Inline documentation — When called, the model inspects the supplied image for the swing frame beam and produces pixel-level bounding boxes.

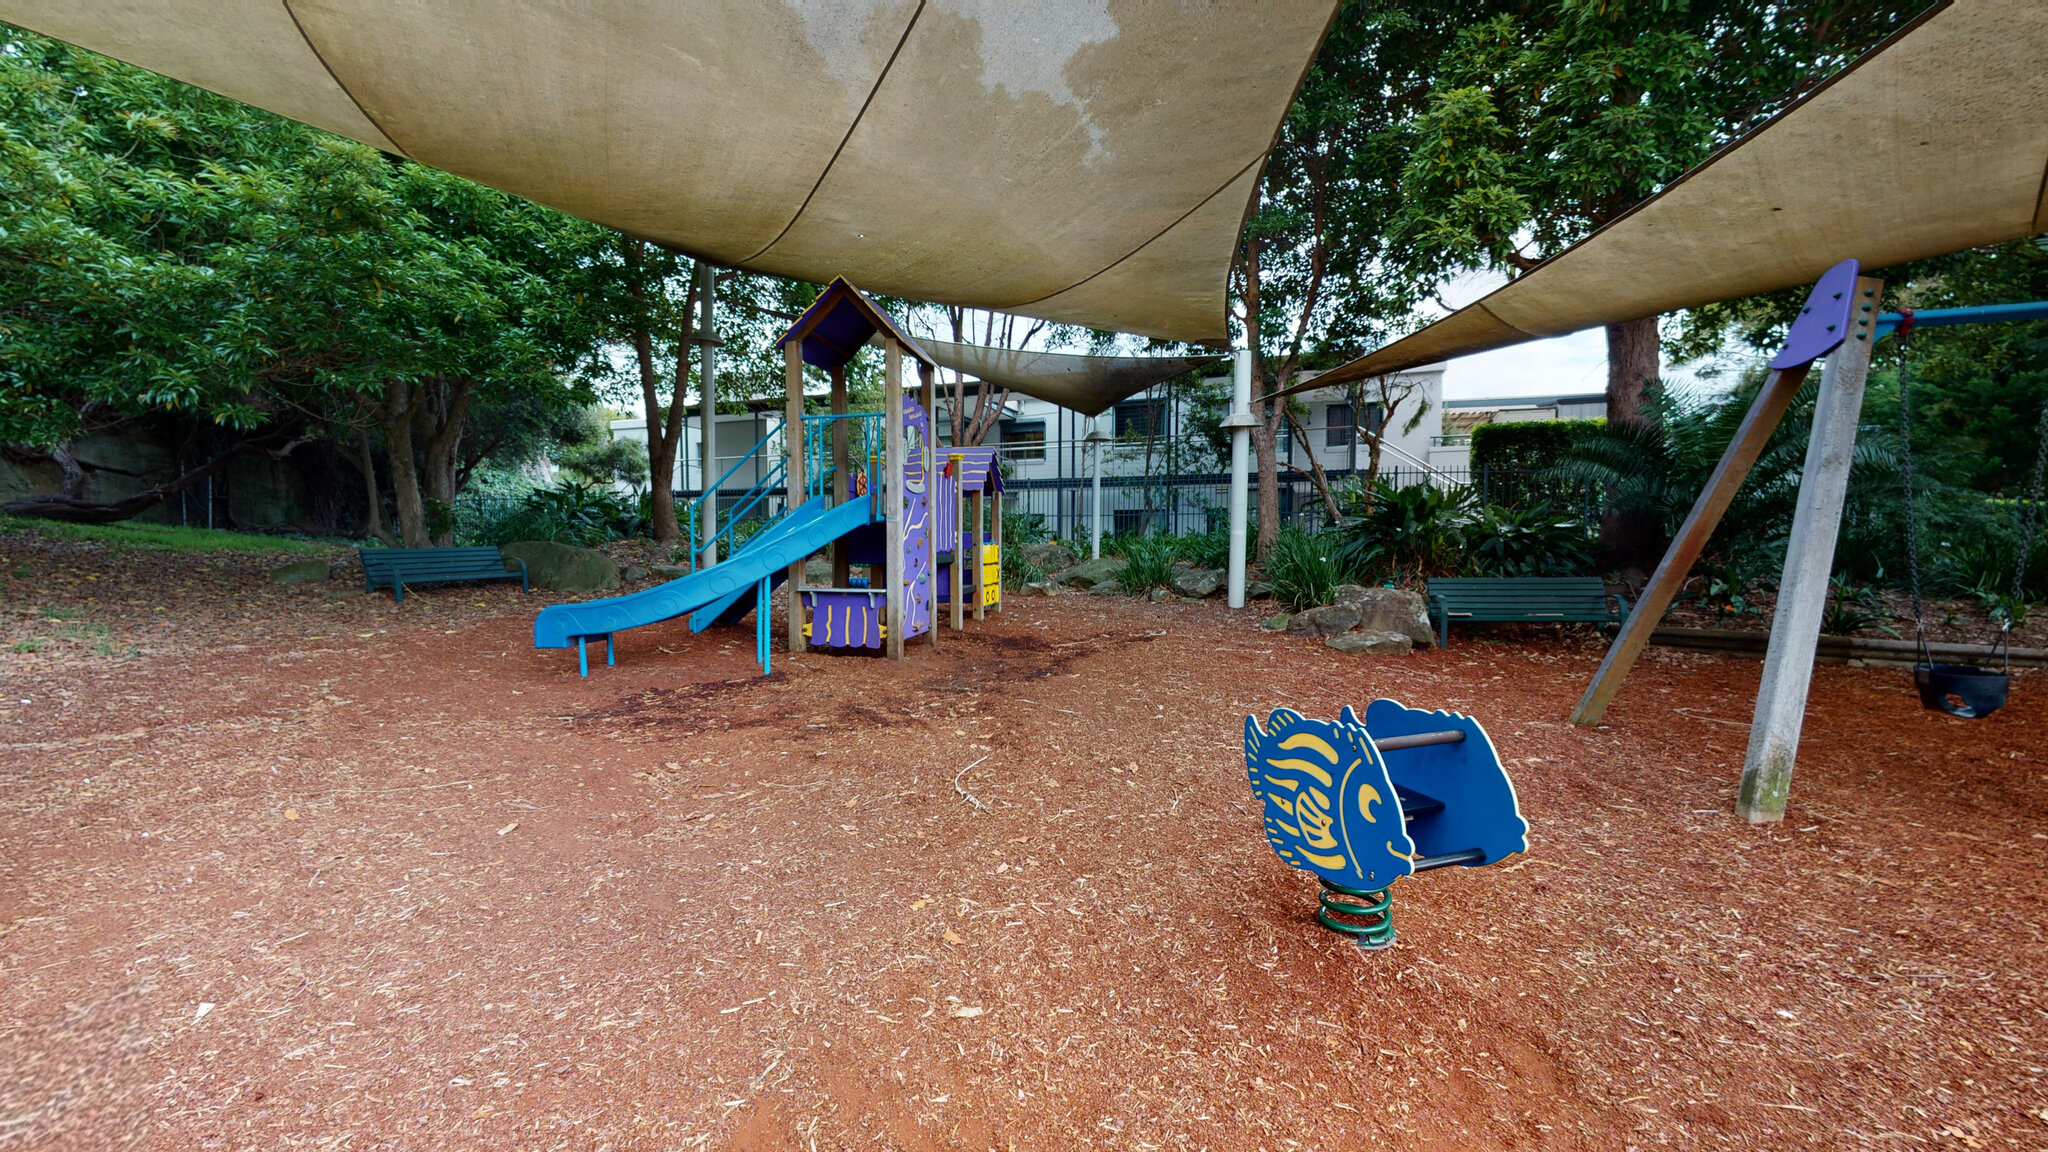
[1572,262,2048,823]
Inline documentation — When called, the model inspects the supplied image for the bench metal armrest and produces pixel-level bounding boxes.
[506,556,529,593]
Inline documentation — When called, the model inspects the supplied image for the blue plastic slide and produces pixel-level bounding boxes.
[532,495,870,660]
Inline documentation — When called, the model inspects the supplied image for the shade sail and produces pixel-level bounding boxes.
[3,1,1340,343]
[919,340,1222,417]
[1295,0,2048,395]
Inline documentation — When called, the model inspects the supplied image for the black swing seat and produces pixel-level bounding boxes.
[1914,662,2009,719]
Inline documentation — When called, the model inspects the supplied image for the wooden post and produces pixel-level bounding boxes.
[949,453,965,631]
[696,260,719,567]
[884,338,906,661]
[1738,276,1883,823]
[784,341,806,656]
[830,365,850,587]
[920,363,939,649]
[1571,361,1815,726]
[972,487,987,623]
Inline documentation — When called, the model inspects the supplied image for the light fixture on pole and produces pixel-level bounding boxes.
[1083,423,1113,560]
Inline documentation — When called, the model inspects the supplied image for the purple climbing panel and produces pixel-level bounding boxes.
[901,402,934,640]
[803,589,884,648]
[1770,258,1862,370]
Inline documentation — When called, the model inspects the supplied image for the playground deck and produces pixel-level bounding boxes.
[2,533,2045,1150]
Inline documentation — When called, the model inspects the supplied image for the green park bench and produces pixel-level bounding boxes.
[360,547,528,603]
[1425,577,1629,648]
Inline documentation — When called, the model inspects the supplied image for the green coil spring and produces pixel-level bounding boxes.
[1317,880,1395,950]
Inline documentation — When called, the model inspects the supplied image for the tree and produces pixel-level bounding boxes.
[0,26,609,540]
[1235,3,1464,558]
[1377,0,1920,565]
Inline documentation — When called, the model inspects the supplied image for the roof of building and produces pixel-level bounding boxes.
[1444,393,1606,409]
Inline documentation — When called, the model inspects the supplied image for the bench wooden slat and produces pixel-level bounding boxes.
[359,547,529,603]
[1426,577,1626,647]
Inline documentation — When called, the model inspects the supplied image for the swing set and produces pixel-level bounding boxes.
[1890,303,2048,719]
[1572,259,2048,822]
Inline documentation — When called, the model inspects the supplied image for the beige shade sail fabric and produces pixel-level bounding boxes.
[919,340,1222,417]
[1293,0,2048,395]
[3,1,1340,344]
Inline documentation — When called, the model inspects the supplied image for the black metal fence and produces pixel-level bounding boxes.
[454,465,1603,546]
[999,465,1603,542]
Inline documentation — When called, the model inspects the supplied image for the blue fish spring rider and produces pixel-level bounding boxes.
[1244,699,1528,949]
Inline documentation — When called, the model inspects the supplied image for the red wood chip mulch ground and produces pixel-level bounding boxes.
[2,535,2044,1151]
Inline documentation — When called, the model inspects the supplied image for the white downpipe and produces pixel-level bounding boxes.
[1226,348,1252,608]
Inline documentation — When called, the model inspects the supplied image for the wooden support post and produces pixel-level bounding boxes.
[1571,361,1814,726]
[784,341,806,656]
[972,487,987,622]
[884,339,906,661]
[830,365,850,587]
[921,362,938,649]
[1739,277,1884,823]
[949,453,965,632]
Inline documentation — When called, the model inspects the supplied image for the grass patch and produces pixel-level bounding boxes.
[0,516,334,554]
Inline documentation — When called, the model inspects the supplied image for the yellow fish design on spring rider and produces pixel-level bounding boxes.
[1244,706,1415,890]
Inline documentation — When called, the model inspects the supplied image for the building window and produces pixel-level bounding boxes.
[999,419,1046,461]
[1114,398,1163,439]
[1326,403,1355,447]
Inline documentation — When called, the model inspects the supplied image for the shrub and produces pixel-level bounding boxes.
[1002,508,1049,545]
[1172,527,1231,569]
[1332,481,1471,582]
[1464,506,1594,577]
[1117,536,1177,594]
[1471,419,1606,472]
[1266,527,1341,611]
[475,482,647,546]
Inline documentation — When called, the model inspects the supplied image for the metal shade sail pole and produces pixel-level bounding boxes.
[1739,275,1885,823]
[1086,419,1111,560]
[1224,348,1255,608]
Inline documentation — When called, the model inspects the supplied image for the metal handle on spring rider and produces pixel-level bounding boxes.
[1369,728,1484,872]
[1371,729,1466,752]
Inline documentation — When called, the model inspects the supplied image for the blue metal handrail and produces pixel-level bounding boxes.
[687,419,785,572]
[802,412,885,507]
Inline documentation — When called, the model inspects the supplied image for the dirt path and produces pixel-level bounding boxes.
[2,539,2045,1150]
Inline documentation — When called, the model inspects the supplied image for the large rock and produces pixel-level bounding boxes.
[1087,578,1123,596]
[1260,613,1292,632]
[1053,555,1125,589]
[1287,603,1361,638]
[650,564,691,580]
[1325,629,1414,656]
[1023,580,1062,597]
[1170,566,1226,599]
[1018,541,1076,573]
[500,541,619,593]
[269,560,330,585]
[1336,585,1435,649]
[1245,580,1274,600]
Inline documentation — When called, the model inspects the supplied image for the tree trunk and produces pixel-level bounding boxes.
[349,427,398,546]
[1605,316,1660,428]
[376,380,429,547]
[417,377,473,547]
[1282,407,1342,524]
[1601,314,1666,575]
